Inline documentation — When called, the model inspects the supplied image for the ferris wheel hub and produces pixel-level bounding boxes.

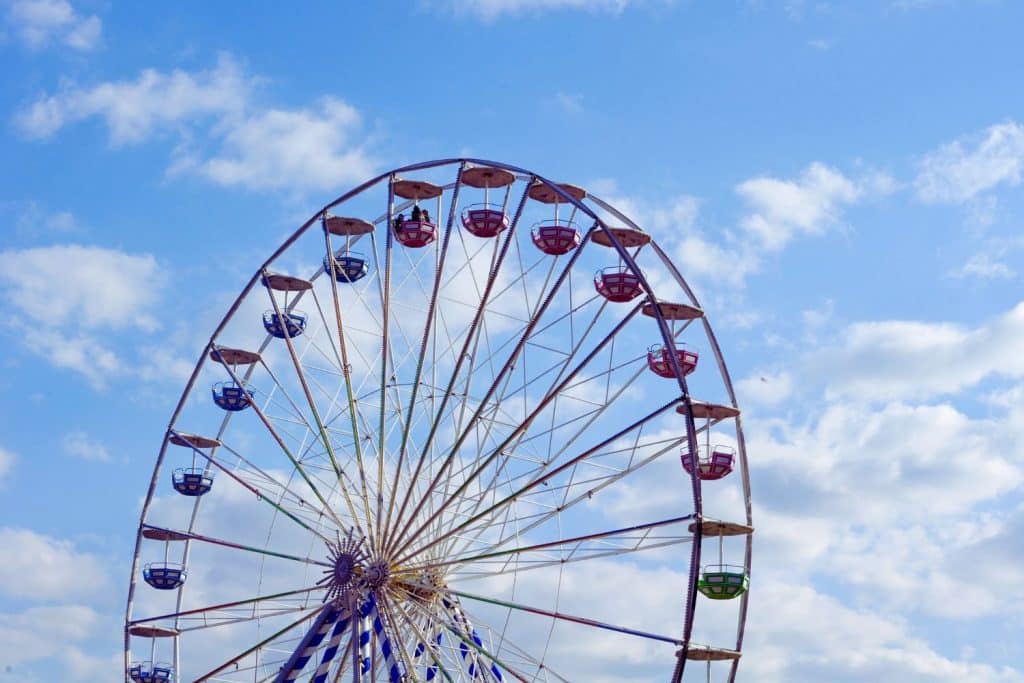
[362,559,391,590]
[321,529,368,606]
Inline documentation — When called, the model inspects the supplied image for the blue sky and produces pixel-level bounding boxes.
[1,0,1023,681]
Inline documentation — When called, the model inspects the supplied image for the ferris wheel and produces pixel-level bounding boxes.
[124,159,753,683]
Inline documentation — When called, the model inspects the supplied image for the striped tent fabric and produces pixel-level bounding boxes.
[443,598,503,681]
[275,607,341,683]
[359,599,372,674]
[415,631,444,681]
[311,608,353,683]
[364,594,404,683]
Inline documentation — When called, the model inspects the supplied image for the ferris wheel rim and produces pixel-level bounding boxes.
[124,158,751,683]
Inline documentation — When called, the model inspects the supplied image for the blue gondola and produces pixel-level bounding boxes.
[172,468,213,496]
[143,563,186,590]
[129,662,173,683]
[262,310,307,338]
[324,252,369,283]
[212,382,250,411]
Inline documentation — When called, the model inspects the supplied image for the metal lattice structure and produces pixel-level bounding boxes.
[125,159,753,683]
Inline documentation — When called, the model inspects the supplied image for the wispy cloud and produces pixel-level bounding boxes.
[8,200,82,236]
[440,0,640,21]
[15,54,252,144]
[915,121,1024,204]
[737,162,886,251]
[0,528,108,600]
[4,0,101,51]
[946,252,1016,281]
[552,91,584,114]
[14,54,380,194]
[172,96,376,192]
[805,300,1024,402]
[592,163,891,292]
[62,432,111,462]
[0,445,14,481]
[0,244,164,387]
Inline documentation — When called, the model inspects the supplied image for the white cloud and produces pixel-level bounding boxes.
[737,162,864,251]
[62,431,111,462]
[752,400,1022,525]
[5,0,101,51]
[0,445,14,480]
[59,647,123,681]
[0,244,164,387]
[553,90,584,114]
[736,370,793,407]
[595,163,888,292]
[9,200,81,236]
[15,53,251,144]
[180,96,377,191]
[802,301,834,328]
[947,252,1016,281]
[587,180,753,289]
[26,326,122,387]
[915,121,1024,203]
[15,55,379,194]
[807,300,1024,402]
[0,605,101,668]
[670,232,759,289]
[0,528,108,600]
[0,244,162,330]
[442,0,637,21]
[744,581,1024,683]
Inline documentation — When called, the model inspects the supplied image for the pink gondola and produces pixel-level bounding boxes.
[394,220,436,248]
[647,344,698,378]
[462,204,509,238]
[681,446,735,480]
[531,220,581,256]
[594,266,643,302]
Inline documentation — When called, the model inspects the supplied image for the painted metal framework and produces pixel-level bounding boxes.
[124,159,752,682]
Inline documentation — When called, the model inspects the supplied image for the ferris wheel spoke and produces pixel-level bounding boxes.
[403,221,531,529]
[168,430,334,543]
[418,514,695,575]
[466,612,573,683]
[451,352,649,534]
[448,588,684,647]
[322,226,395,540]
[387,219,591,558]
[445,532,691,580]
[382,165,465,557]
[284,360,376,525]
[382,596,457,683]
[193,606,326,682]
[448,429,694,566]
[439,353,677,554]
[129,162,751,683]
[140,524,331,567]
[176,606,318,635]
[216,354,350,532]
[395,394,679,566]
[376,592,425,681]
[391,297,643,563]
[374,180,400,553]
[396,592,521,683]
[129,585,322,628]
[225,435,358,532]
[440,595,539,683]
[383,179,536,557]
[263,276,369,540]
